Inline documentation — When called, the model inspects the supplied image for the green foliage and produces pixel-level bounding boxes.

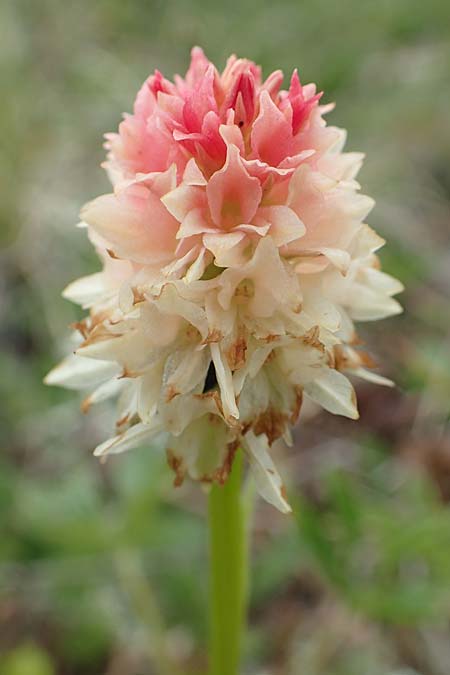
[294,459,450,623]
[0,644,54,675]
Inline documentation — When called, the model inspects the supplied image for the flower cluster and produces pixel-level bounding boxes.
[46,48,402,512]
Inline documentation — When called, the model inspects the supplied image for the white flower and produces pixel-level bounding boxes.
[46,49,402,512]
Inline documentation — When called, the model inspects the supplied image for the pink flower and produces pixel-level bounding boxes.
[46,49,402,512]
[86,48,336,279]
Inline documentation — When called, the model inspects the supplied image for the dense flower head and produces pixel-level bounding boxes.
[46,48,402,512]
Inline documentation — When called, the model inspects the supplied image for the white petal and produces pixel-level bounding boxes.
[353,224,385,256]
[138,365,163,422]
[185,247,210,282]
[93,422,162,457]
[119,283,135,313]
[44,354,120,390]
[63,273,108,308]
[82,378,124,411]
[162,246,201,278]
[244,431,291,514]
[304,369,359,419]
[351,367,394,387]
[237,369,271,422]
[236,223,270,237]
[163,345,210,398]
[302,291,341,332]
[203,231,247,267]
[154,284,209,338]
[348,285,403,321]
[362,267,404,296]
[255,206,305,247]
[317,247,351,274]
[77,329,153,371]
[233,344,273,395]
[211,343,239,420]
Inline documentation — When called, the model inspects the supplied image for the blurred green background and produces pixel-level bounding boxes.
[1,1,450,673]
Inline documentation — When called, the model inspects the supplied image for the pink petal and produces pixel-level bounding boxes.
[184,47,214,88]
[222,70,256,127]
[82,182,178,265]
[183,65,218,133]
[206,144,262,228]
[283,69,322,135]
[161,183,206,222]
[251,90,294,166]
[183,158,207,186]
[133,77,157,119]
[219,123,245,154]
[200,110,226,161]
[176,207,217,239]
[260,70,284,99]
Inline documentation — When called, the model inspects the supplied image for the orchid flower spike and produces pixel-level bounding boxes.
[46,48,403,512]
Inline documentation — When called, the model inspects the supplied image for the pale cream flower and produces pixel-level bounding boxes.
[46,49,402,512]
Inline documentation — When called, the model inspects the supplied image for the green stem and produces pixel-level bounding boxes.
[208,448,248,675]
